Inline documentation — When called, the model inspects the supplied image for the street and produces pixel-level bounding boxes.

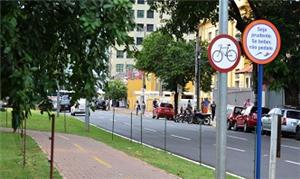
[74,110,300,179]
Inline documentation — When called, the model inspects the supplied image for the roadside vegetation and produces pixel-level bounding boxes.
[0,131,61,179]
[0,110,237,179]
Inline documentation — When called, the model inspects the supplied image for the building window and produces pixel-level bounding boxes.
[116,64,124,73]
[136,37,143,45]
[235,81,240,88]
[126,64,134,71]
[137,10,144,18]
[136,23,144,31]
[116,50,124,58]
[208,32,212,40]
[215,29,219,36]
[131,10,134,17]
[147,24,154,32]
[137,0,144,4]
[147,10,154,18]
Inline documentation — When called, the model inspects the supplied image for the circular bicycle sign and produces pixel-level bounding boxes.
[208,34,241,73]
[242,19,281,64]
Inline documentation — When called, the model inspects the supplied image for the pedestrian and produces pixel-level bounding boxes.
[141,101,146,115]
[153,98,158,108]
[135,100,140,116]
[210,101,216,121]
[243,98,252,108]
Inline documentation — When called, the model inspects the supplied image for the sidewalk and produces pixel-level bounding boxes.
[1,128,178,179]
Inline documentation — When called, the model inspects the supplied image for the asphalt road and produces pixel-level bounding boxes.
[73,110,300,179]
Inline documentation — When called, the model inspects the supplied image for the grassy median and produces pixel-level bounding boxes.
[0,131,61,179]
[0,109,237,179]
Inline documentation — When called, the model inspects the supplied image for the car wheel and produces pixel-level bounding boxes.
[227,121,232,130]
[243,122,249,132]
[295,126,300,140]
[71,112,75,116]
[232,122,238,131]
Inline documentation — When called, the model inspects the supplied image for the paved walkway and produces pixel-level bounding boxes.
[1,128,178,179]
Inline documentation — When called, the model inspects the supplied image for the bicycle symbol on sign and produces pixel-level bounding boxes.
[212,44,237,63]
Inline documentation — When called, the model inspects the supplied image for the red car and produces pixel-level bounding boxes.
[226,105,245,130]
[152,103,174,120]
[234,106,270,132]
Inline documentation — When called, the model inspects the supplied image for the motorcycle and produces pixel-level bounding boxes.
[193,111,211,125]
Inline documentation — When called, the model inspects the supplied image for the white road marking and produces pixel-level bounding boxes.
[227,135,248,141]
[58,135,70,141]
[144,128,157,132]
[282,145,300,150]
[226,146,245,152]
[285,160,300,166]
[171,134,191,141]
[213,144,245,152]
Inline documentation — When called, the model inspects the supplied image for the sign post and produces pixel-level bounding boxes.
[208,31,241,179]
[242,19,281,179]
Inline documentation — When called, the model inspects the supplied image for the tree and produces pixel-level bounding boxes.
[150,0,300,106]
[104,80,127,102]
[1,0,134,131]
[135,32,214,114]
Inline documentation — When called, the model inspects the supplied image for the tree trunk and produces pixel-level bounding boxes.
[284,86,300,107]
[174,90,178,115]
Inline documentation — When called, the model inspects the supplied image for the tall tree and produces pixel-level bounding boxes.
[150,0,300,106]
[135,32,214,114]
[1,0,134,131]
[104,80,127,102]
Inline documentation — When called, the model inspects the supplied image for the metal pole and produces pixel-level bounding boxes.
[85,100,90,131]
[256,64,263,179]
[112,108,115,140]
[23,117,27,167]
[269,113,278,179]
[195,33,200,111]
[5,108,8,127]
[64,109,66,133]
[49,114,55,179]
[130,112,133,142]
[276,114,281,158]
[56,83,60,117]
[164,117,167,151]
[199,122,202,164]
[216,0,228,178]
[140,113,143,144]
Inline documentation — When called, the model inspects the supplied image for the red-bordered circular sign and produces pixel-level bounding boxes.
[208,34,241,73]
[242,19,281,64]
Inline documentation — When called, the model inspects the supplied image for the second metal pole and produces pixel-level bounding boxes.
[256,64,263,179]
[164,117,167,151]
[130,112,133,142]
[112,108,115,140]
[140,113,143,144]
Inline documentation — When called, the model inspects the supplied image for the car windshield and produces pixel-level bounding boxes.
[286,111,300,119]
[160,103,173,108]
[234,107,244,114]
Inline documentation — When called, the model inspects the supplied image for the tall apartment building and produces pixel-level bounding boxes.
[108,0,168,79]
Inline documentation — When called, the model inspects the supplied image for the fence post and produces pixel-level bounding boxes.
[49,114,55,179]
[6,108,8,127]
[199,121,202,164]
[140,113,143,144]
[130,112,133,142]
[64,109,66,133]
[112,108,115,140]
[164,117,167,151]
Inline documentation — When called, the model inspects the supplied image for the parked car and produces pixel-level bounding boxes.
[71,98,86,116]
[152,102,174,120]
[235,106,270,132]
[296,121,300,140]
[262,107,300,138]
[226,105,245,130]
[96,99,106,110]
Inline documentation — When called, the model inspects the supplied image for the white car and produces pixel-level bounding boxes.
[262,107,300,138]
[71,98,86,116]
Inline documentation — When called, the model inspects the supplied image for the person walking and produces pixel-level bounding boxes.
[141,101,146,115]
[210,101,216,121]
[243,98,252,108]
[135,100,140,116]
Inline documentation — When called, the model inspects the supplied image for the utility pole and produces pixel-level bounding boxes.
[195,32,200,111]
[216,0,228,179]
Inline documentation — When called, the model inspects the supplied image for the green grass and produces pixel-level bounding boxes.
[0,131,61,179]
[0,109,237,179]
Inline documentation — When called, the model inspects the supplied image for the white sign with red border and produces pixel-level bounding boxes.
[208,34,241,73]
[242,19,281,64]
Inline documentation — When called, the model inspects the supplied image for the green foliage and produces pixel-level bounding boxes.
[0,0,134,130]
[135,32,214,93]
[104,80,127,101]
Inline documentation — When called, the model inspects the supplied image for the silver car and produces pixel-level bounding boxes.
[262,107,300,137]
